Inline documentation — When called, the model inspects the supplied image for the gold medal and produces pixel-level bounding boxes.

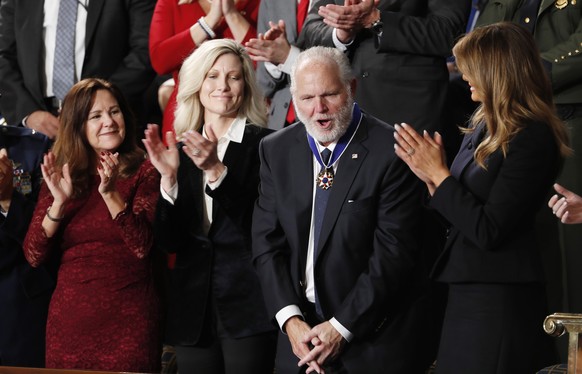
[556,0,568,9]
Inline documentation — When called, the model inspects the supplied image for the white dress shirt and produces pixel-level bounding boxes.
[160,117,247,234]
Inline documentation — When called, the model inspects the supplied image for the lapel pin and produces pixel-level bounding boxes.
[352,153,358,159]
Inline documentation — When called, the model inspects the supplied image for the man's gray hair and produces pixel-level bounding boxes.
[290,46,353,96]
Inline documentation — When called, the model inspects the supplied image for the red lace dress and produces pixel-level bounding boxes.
[23,160,161,371]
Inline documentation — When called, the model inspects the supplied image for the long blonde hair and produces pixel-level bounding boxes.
[173,39,267,137]
[453,22,571,169]
[51,78,144,197]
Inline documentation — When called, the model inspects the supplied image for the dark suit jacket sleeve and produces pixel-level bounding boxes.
[297,0,336,48]
[252,139,303,317]
[0,0,43,124]
[538,16,582,93]
[104,0,156,104]
[377,0,470,56]
[430,123,559,251]
[154,149,200,254]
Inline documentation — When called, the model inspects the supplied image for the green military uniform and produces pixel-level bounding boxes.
[476,0,582,327]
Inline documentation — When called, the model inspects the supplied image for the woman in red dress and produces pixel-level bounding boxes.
[149,0,260,137]
[23,78,161,371]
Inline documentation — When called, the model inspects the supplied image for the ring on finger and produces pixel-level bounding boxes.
[407,148,416,156]
[192,148,201,157]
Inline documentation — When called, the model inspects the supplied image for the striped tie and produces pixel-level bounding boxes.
[53,0,77,101]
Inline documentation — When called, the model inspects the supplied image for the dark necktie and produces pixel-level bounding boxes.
[53,0,78,101]
[313,148,332,318]
[313,148,332,252]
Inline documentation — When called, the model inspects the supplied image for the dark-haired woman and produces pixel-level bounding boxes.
[23,78,161,371]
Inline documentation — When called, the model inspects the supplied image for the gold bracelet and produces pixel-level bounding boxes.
[46,205,64,222]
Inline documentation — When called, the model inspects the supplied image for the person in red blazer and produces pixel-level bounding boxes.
[149,0,259,138]
[394,23,572,373]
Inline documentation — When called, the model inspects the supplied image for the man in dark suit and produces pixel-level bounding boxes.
[0,125,56,366]
[252,46,430,374]
[0,0,156,138]
[297,0,470,133]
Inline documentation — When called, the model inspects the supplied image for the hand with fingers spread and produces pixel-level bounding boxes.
[40,151,73,206]
[298,321,345,373]
[283,317,324,374]
[142,123,179,193]
[245,20,292,65]
[393,123,450,195]
[181,125,226,183]
[549,183,582,224]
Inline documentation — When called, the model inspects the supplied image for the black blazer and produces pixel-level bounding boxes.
[0,126,56,366]
[430,121,561,283]
[155,124,275,346]
[252,113,431,373]
[298,0,470,132]
[0,0,155,125]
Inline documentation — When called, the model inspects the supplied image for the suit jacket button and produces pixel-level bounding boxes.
[362,72,369,78]
[299,280,304,287]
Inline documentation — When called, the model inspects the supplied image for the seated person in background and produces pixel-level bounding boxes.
[394,22,571,373]
[549,184,582,224]
[0,125,54,367]
[23,78,161,371]
[143,39,276,374]
[149,0,260,138]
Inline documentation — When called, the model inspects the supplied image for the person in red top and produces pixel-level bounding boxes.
[23,78,161,371]
[149,0,260,138]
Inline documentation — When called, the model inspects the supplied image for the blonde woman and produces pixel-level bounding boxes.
[149,0,260,138]
[143,39,275,374]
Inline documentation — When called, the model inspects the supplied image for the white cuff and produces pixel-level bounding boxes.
[278,45,302,75]
[330,317,353,342]
[332,28,352,51]
[206,166,228,190]
[265,62,283,80]
[276,305,303,333]
[161,182,178,204]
